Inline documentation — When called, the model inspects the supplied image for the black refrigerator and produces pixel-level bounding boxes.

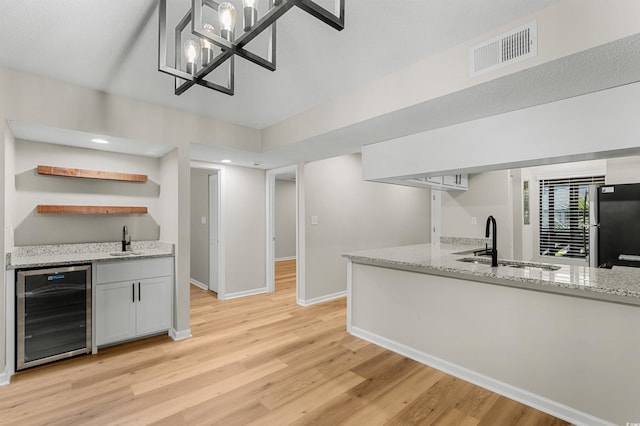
[595,183,640,268]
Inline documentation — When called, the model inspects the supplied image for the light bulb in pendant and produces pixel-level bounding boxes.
[242,0,258,31]
[184,39,200,75]
[218,2,236,41]
[201,23,215,66]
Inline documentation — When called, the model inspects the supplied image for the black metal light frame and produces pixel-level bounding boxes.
[158,0,345,96]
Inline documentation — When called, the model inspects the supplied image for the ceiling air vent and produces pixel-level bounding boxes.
[470,21,537,77]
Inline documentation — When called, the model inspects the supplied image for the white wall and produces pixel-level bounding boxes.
[4,127,15,251]
[296,162,307,302]
[158,149,179,243]
[157,148,190,335]
[303,154,431,302]
[0,123,8,377]
[275,179,296,259]
[222,165,266,297]
[441,170,513,258]
[158,149,180,330]
[606,156,640,184]
[12,140,162,245]
[510,169,524,261]
[363,82,640,181]
[519,167,534,261]
[190,168,210,287]
[0,68,260,154]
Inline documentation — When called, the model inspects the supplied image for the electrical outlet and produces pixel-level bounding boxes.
[311,216,319,225]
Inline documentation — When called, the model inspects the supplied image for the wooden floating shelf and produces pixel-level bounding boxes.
[37,165,148,183]
[37,205,148,215]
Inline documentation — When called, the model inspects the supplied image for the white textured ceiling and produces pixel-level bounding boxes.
[0,0,559,129]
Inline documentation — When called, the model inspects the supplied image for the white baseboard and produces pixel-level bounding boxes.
[350,326,614,426]
[298,290,346,307]
[190,278,208,290]
[224,287,268,300]
[0,366,10,386]
[169,328,192,341]
[275,256,296,261]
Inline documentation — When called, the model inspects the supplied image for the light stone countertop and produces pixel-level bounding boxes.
[6,241,174,269]
[343,242,640,306]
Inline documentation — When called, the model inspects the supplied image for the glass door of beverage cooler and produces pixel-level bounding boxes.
[16,264,92,370]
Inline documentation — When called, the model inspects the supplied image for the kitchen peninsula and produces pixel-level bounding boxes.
[343,241,640,426]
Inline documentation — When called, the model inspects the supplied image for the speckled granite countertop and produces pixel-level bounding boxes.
[343,242,640,306]
[6,241,174,269]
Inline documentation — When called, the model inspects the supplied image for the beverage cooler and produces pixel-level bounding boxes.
[16,264,92,370]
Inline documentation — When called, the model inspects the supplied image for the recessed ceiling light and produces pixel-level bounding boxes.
[221,159,232,163]
[91,138,109,144]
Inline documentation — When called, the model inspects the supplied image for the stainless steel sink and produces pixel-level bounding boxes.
[457,257,495,265]
[109,251,144,257]
[456,257,561,271]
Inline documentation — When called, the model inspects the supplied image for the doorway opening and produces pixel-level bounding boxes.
[266,165,299,299]
[189,164,225,299]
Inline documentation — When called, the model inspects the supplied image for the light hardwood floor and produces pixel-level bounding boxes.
[0,259,570,425]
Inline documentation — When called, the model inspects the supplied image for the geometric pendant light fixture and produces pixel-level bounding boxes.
[158,0,345,96]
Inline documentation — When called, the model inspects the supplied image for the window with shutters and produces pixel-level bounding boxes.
[539,175,605,258]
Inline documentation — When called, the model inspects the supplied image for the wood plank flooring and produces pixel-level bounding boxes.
[0,259,570,425]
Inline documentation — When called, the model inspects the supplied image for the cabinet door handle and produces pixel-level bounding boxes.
[132,283,135,303]
[138,282,141,301]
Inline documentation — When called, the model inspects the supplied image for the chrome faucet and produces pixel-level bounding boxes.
[122,225,131,252]
[485,215,498,267]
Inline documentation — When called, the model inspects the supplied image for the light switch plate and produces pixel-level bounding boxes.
[471,216,477,225]
[311,215,319,225]
[201,216,207,225]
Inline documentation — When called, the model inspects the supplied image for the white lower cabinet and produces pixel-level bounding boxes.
[95,281,137,345]
[95,257,173,347]
[136,276,172,336]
